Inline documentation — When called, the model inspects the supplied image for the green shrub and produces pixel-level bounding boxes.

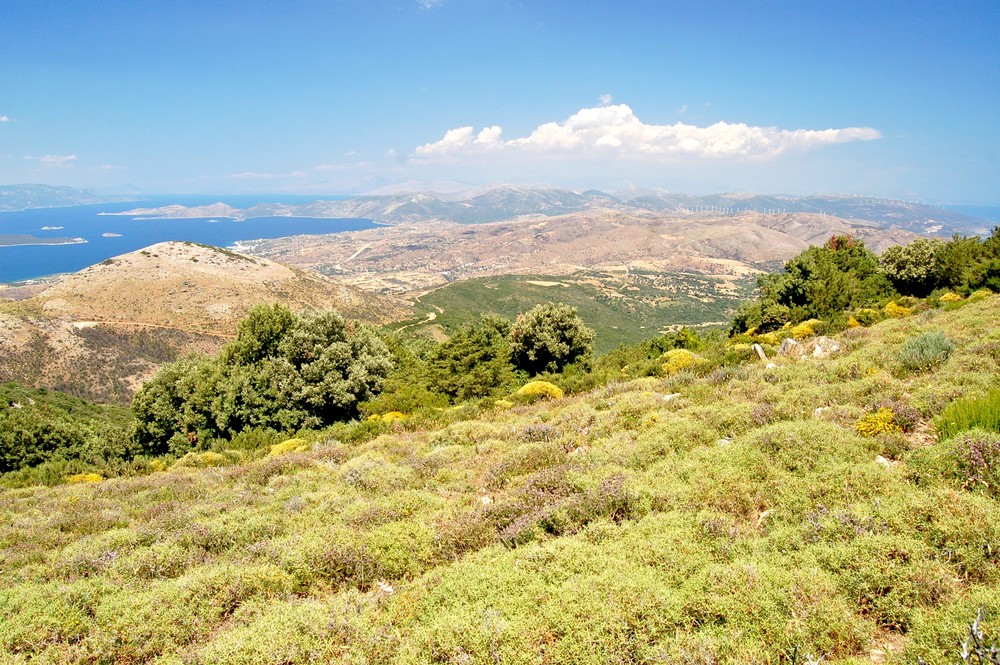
[936,389,1000,440]
[898,330,955,372]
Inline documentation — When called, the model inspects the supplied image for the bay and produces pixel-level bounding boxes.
[0,196,376,283]
[943,204,1000,225]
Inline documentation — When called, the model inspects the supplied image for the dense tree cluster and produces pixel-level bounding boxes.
[731,229,1000,334]
[367,304,596,414]
[132,304,394,455]
[0,383,133,474]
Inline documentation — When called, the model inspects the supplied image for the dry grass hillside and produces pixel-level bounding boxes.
[0,242,412,403]
[31,241,410,332]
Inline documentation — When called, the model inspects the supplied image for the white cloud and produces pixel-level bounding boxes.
[599,94,613,106]
[416,0,442,8]
[414,104,881,163]
[231,172,269,179]
[24,154,78,168]
[0,115,10,122]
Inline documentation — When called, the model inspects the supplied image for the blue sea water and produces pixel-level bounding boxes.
[943,204,1000,224]
[0,196,376,283]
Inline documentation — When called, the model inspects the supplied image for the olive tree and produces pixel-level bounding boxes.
[510,303,595,375]
[132,304,394,454]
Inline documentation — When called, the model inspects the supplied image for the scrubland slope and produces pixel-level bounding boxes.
[1,296,998,663]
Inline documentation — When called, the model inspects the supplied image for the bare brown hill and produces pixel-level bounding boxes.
[31,241,411,332]
[242,209,919,296]
[0,241,412,402]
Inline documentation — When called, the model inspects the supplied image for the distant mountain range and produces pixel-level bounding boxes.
[0,184,127,211]
[2,183,992,236]
[118,185,990,236]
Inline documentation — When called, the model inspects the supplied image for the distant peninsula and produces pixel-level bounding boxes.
[101,202,243,220]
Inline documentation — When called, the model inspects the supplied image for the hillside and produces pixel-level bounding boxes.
[0,242,412,402]
[243,209,919,298]
[2,294,998,663]
[403,272,753,353]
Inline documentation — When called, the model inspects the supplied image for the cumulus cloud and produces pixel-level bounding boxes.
[0,115,10,122]
[416,0,442,8]
[24,154,78,168]
[414,104,881,162]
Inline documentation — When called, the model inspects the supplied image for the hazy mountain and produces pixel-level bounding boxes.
[108,185,991,235]
[0,184,128,211]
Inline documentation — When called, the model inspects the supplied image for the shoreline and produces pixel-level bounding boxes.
[0,237,88,248]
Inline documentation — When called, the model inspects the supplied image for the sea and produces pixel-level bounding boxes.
[943,204,1000,225]
[0,195,376,283]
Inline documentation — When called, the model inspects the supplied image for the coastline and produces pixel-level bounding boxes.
[0,237,88,248]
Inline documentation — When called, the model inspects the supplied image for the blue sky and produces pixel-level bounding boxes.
[1,0,997,201]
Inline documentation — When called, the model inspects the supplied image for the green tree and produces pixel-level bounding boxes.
[220,303,296,365]
[880,238,945,297]
[131,306,394,454]
[511,303,595,375]
[428,313,516,400]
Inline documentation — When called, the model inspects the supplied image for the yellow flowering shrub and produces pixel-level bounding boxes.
[65,473,103,484]
[847,316,861,328]
[172,451,227,468]
[269,438,311,456]
[939,292,963,303]
[754,332,781,346]
[513,381,564,403]
[883,301,912,318]
[660,349,708,376]
[856,408,902,437]
[382,411,406,424]
[852,308,880,326]
[791,319,824,340]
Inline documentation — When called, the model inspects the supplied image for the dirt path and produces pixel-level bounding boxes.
[393,311,438,333]
[72,319,236,339]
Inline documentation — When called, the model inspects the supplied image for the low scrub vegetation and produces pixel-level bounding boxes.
[2,231,999,662]
[1,287,998,662]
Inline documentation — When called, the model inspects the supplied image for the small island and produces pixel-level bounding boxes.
[0,233,87,247]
